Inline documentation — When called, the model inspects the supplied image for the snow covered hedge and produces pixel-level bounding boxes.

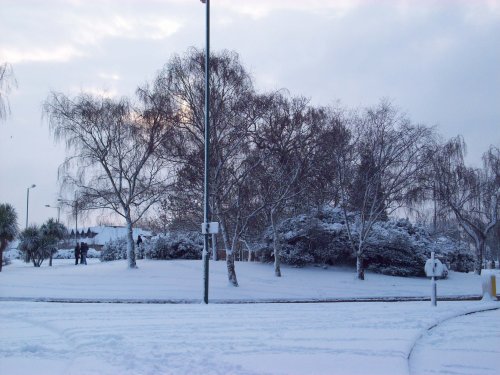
[100,237,128,261]
[428,236,474,273]
[143,231,203,260]
[259,207,473,277]
[54,248,101,259]
[99,231,203,262]
[363,219,428,277]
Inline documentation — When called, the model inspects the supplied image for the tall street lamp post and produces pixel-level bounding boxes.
[201,0,210,304]
[25,184,36,229]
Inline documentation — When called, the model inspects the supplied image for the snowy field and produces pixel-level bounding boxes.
[1,258,497,302]
[1,259,499,375]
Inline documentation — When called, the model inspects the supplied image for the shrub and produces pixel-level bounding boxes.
[144,231,203,260]
[260,207,470,277]
[260,207,354,268]
[363,219,428,277]
[54,248,100,259]
[428,236,474,273]
[100,237,128,261]
[100,232,203,262]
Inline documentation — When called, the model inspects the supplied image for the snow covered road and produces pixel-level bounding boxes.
[409,308,500,375]
[1,259,499,374]
[1,301,498,375]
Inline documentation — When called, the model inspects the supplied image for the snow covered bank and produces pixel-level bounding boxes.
[1,259,497,302]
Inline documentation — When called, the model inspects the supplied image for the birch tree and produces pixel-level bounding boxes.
[44,89,176,269]
[252,93,323,277]
[338,102,433,279]
[152,48,259,286]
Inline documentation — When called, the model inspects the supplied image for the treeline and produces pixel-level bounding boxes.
[44,48,499,283]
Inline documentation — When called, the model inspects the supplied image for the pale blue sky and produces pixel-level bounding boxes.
[1,0,499,228]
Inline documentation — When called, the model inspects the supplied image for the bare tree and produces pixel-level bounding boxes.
[0,63,17,121]
[311,106,352,209]
[338,102,434,279]
[430,138,499,274]
[251,93,324,277]
[153,48,259,286]
[44,90,176,269]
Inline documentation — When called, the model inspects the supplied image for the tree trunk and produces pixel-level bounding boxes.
[220,218,238,286]
[271,212,281,277]
[212,233,218,261]
[0,239,6,271]
[226,251,238,286]
[125,216,137,269]
[356,254,365,280]
[475,238,485,275]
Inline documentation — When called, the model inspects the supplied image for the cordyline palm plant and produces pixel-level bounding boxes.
[0,203,19,271]
[40,218,67,266]
[19,219,67,268]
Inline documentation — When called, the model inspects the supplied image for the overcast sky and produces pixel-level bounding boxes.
[1,0,499,228]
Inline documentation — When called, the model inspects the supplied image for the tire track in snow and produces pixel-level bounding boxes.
[0,311,78,375]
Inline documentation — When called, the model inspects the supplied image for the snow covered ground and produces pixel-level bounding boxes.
[1,259,497,302]
[410,308,500,375]
[0,259,499,375]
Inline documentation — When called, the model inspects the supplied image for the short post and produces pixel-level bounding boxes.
[431,252,437,306]
[431,279,437,306]
[481,271,497,301]
[425,251,439,306]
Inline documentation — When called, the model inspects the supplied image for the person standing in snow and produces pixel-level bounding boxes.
[136,235,143,259]
[80,242,88,265]
[74,243,80,265]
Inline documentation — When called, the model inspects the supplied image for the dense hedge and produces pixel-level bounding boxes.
[259,207,473,277]
[143,232,203,260]
[100,237,128,261]
[100,231,203,262]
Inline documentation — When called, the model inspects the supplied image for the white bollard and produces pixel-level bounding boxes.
[481,272,497,301]
[431,251,437,307]
[431,276,437,306]
[424,252,440,306]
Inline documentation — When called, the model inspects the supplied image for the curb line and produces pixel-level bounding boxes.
[406,305,500,375]
[0,294,487,304]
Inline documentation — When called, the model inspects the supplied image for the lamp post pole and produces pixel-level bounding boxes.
[25,184,36,229]
[201,0,210,304]
[74,196,78,246]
